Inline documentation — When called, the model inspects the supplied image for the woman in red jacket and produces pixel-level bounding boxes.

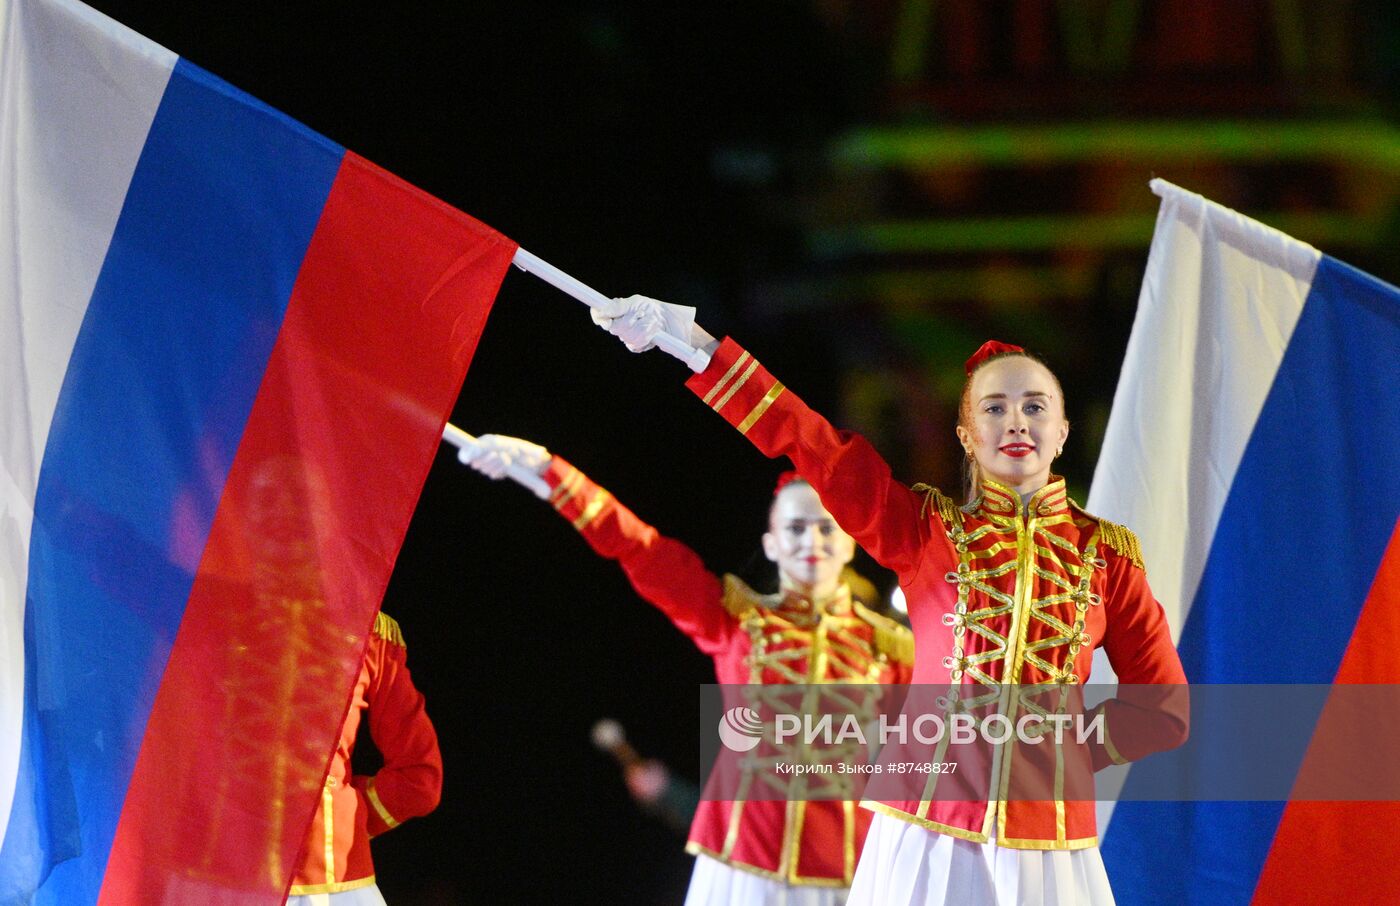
[587,296,1189,906]
[462,436,913,906]
[286,612,442,905]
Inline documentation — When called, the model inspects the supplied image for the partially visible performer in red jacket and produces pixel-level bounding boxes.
[586,296,1189,906]
[287,612,443,905]
[462,436,913,906]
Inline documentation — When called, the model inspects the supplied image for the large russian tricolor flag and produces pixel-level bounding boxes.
[1087,180,1400,904]
[0,0,517,902]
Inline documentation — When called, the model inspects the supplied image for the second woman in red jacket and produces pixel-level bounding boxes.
[461,434,912,906]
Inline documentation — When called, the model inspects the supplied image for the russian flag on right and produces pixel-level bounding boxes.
[1086,179,1400,904]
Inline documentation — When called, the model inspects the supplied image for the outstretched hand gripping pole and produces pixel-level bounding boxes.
[510,247,712,372]
[441,423,551,500]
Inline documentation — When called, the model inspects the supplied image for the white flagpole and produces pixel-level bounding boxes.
[511,247,712,372]
[441,422,552,500]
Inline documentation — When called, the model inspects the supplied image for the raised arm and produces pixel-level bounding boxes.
[592,297,942,580]
[460,435,735,653]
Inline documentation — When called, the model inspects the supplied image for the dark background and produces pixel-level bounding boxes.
[79,2,1400,903]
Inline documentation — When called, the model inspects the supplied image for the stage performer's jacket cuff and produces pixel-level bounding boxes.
[542,456,733,653]
[684,337,788,440]
[1084,682,1190,771]
[685,337,935,578]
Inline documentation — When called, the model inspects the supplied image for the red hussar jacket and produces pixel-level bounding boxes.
[288,613,442,895]
[684,337,1188,851]
[542,456,913,885]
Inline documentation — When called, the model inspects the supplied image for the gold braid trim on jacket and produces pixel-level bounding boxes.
[911,483,961,526]
[373,611,406,648]
[854,602,915,665]
[721,574,762,620]
[1095,519,1145,571]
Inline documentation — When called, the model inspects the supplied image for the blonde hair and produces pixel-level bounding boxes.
[957,351,1067,504]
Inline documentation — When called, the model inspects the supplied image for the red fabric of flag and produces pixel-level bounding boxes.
[99,153,516,904]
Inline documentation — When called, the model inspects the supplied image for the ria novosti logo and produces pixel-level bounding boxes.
[717,706,764,752]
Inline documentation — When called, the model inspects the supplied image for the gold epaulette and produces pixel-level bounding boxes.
[854,602,915,666]
[373,611,406,648]
[1095,518,1145,571]
[841,567,879,610]
[911,482,961,527]
[721,574,764,620]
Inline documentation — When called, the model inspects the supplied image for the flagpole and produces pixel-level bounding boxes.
[511,247,712,372]
[441,422,552,499]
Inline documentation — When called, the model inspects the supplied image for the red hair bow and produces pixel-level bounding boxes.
[964,340,1025,375]
[773,470,803,496]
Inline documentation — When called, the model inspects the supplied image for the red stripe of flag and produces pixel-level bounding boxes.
[1251,516,1400,904]
[99,153,516,903]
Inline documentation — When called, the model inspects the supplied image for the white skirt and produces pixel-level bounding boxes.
[846,813,1114,906]
[286,883,388,906]
[684,854,849,906]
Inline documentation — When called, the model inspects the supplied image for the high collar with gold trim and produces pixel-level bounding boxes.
[973,475,1069,520]
[770,583,853,623]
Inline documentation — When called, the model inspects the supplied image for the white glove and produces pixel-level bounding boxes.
[591,294,696,357]
[458,434,550,480]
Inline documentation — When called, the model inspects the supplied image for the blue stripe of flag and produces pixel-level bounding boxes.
[1104,255,1400,905]
[1,58,342,904]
